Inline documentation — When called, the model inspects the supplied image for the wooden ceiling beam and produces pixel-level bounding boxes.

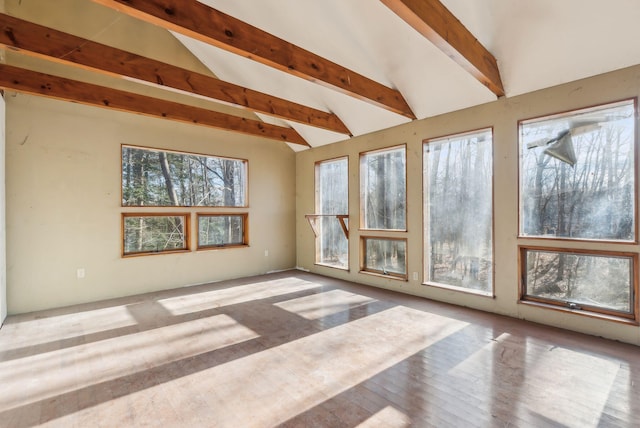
[0,13,349,135]
[0,64,309,146]
[91,0,416,119]
[381,0,505,97]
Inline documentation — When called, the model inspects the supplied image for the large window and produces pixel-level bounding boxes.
[518,99,638,321]
[359,145,407,280]
[122,213,189,256]
[360,145,406,230]
[121,145,249,257]
[122,146,247,207]
[313,157,349,269]
[424,129,493,294]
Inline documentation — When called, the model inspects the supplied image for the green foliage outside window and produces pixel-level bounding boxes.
[123,215,187,255]
[122,146,247,207]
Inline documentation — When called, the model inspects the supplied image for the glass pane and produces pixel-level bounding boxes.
[318,216,348,268]
[360,146,406,230]
[524,250,633,313]
[316,158,348,269]
[364,238,406,275]
[199,215,245,247]
[122,146,247,207]
[124,216,186,254]
[519,100,635,240]
[317,158,348,215]
[424,130,493,293]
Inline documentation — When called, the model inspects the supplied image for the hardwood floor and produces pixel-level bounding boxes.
[0,271,638,427]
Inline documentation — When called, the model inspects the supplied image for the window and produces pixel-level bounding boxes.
[121,145,249,257]
[359,145,407,280]
[518,99,638,321]
[519,100,635,241]
[360,145,406,230]
[122,213,189,256]
[313,157,349,269]
[424,129,493,294]
[521,247,636,320]
[361,237,407,280]
[198,213,248,249]
[122,145,247,207]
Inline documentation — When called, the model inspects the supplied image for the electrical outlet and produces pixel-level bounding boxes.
[264,250,269,257]
[77,268,85,279]
[412,272,418,281]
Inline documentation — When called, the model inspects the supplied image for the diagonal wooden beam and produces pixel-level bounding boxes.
[0,64,310,146]
[381,0,504,97]
[91,0,416,119]
[0,13,350,135]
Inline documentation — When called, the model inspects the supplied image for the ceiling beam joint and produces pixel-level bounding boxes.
[382,0,505,97]
[0,13,349,135]
[92,0,416,119]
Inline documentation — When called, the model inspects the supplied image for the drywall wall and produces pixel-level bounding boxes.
[0,92,6,325]
[296,64,640,346]
[6,94,296,314]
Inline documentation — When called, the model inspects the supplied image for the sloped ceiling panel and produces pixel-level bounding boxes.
[175,0,497,148]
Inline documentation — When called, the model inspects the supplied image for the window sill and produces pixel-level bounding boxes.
[423,281,494,298]
[197,244,249,251]
[359,270,408,282]
[358,228,408,233]
[123,249,190,258]
[518,299,639,326]
[315,262,349,272]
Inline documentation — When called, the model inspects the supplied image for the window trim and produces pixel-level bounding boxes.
[359,144,408,232]
[196,212,249,250]
[516,98,638,244]
[359,236,408,281]
[422,127,495,297]
[122,212,191,257]
[518,245,639,324]
[121,144,249,208]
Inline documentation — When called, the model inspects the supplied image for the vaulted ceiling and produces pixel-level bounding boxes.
[2,0,640,151]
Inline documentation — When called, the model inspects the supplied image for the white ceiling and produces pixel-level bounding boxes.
[168,0,640,150]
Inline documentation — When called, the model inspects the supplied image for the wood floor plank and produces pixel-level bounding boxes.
[0,270,638,427]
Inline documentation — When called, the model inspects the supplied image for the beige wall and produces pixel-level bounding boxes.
[6,94,296,314]
[296,64,640,346]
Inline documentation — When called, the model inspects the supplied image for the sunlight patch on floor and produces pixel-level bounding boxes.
[162,305,468,426]
[274,289,376,320]
[0,314,258,411]
[0,306,137,351]
[159,277,319,315]
[356,405,411,427]
[520,346,619,426]
[448,332,620,426]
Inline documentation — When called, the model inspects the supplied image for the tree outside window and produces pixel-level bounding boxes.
[424,129,493,294]
[518,100,637,321]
